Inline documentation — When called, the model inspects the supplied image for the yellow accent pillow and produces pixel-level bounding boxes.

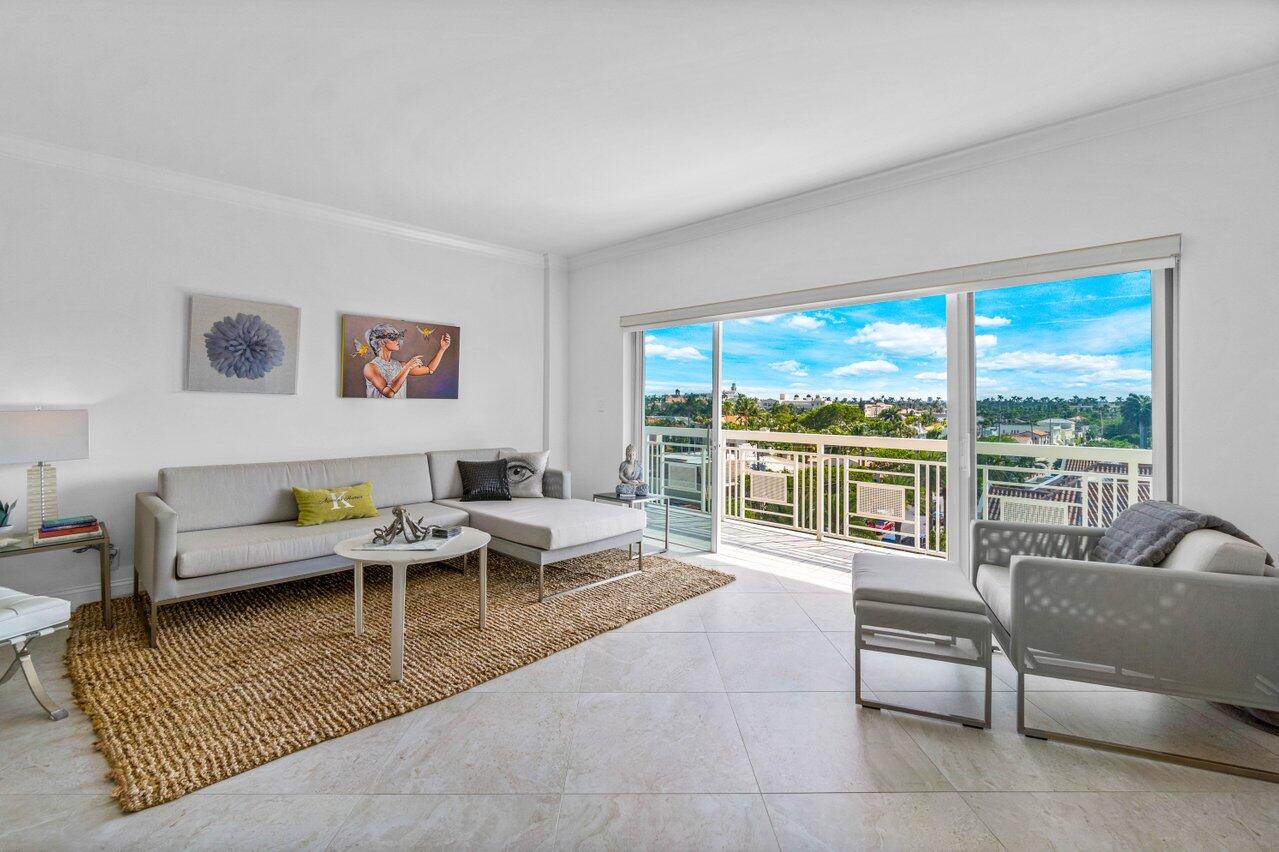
[292,482,378,526]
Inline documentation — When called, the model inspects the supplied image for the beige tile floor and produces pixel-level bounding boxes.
[3,542,1279,850]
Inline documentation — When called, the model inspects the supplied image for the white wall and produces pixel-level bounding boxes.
[567,94,1279,554]
[0,157,552,602]
[544,259,571,466]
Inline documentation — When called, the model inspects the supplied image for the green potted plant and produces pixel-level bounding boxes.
[0,498,16,532]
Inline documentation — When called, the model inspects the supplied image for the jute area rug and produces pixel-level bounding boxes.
[65,549,733,812]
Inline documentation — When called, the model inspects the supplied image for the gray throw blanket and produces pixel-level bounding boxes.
[1090,500,1274,567]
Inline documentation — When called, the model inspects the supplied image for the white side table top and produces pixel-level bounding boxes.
[335,526,490,565]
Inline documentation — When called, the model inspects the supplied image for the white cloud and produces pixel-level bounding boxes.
[786,315,825,331]
[980,351,1118,372]
[847,321,995,356]
[914,371,947,382]
[769,359,809,377]
[1077,367,1152,384]
[830,359,899,377]
[974,314,1011,328]
[644,336,706,361]
[1063,305,1152,355]
[735,314,779,325]
[848,321,942,356]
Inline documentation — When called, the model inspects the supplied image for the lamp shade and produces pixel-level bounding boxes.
[0,409,90,464]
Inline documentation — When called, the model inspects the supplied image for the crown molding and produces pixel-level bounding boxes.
[0,132,546,266]
[570,62,1279,272]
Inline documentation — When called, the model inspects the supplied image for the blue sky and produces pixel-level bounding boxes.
[643,271,1153,400]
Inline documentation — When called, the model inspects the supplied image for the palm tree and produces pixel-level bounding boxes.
[734,396,763,429]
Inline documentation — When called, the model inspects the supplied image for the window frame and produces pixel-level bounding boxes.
[625,240,1179,559]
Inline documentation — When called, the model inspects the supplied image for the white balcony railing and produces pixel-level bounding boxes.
[644,425,1152,558]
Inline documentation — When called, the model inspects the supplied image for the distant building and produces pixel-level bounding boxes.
[789,395,828,411]
[1037,418,1076,445]
[864,402,893,417]
[994,423,1051,444]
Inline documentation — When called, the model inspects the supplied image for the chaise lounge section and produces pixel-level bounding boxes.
[134,448,645,645]
[427,449,649,601]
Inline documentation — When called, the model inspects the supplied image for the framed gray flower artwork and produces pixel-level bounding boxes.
[186,295,300,394]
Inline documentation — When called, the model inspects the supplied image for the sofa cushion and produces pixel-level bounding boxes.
[427,448,513,500]
[852,553,986,614]
[0,587,70,638]
[1157,528,1269,576]
[435,497,644,551]
[293,482,378,526]
[975,564,1012,633]
[175,501,468,579]
[161,453,434,532]
[457,459,512,502]
[500,449,550,497]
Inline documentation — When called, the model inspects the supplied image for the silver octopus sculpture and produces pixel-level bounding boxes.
[370,505,431,545]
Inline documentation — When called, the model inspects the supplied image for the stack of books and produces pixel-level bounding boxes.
[34,515,101,544]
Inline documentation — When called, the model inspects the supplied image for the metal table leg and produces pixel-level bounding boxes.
[99,535,112,629]
[663,497,670,553]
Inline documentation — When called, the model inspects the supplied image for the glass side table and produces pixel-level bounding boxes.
[591,492,669,555]
[0,523,113,628]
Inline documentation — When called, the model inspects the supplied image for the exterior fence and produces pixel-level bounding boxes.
[643,425,1153,558]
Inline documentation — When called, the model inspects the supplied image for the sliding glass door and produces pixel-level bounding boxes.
[719,296,949,556]
[970,271,1159,530]
[641,323,716,549]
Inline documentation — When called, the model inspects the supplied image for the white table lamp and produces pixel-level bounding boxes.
[0,409,90,534]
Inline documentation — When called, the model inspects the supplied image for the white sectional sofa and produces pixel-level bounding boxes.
[135,448,645,646]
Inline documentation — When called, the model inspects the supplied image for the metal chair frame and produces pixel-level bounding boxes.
[2,624,69,721]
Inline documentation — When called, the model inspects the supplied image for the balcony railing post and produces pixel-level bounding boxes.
[791,456,800,529]
[1081,472,1092,527]
[814,439,825,542]
[914,461,923,554]
[1126,460,1139,513]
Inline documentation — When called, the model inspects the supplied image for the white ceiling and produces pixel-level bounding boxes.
[4,1,1278,256]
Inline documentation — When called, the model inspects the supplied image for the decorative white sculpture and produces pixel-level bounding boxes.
[616,443,648,497]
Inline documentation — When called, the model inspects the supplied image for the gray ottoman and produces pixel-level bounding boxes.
[852,552,993,728]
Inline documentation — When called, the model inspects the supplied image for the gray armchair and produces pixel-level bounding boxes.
[970,519,1279,783]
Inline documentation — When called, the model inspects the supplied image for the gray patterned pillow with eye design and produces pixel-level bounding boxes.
[499,449,550,498]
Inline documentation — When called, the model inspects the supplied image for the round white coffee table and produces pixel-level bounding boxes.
[335,527,491,682]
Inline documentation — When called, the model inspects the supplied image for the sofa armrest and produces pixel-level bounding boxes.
[1008,555,1279,707]
[970,519,1104,581]
[134,492,178,603]
[543,468,571,499]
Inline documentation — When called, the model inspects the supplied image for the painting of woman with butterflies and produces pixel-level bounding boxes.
[340,314,460,399]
